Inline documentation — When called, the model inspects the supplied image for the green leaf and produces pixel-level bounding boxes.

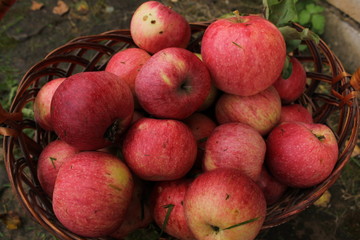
[281,56,293,79]
[286,39,302,53]
[160,204,174,236]
[279,25,320,44]
[311,14,325,35]
[223,217,260,230]
[264,0,298,27]
[298,9,311,25]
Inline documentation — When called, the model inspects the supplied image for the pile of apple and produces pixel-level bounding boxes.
[33,1,339,240]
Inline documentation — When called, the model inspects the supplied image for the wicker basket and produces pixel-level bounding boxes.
[1,22,359,240]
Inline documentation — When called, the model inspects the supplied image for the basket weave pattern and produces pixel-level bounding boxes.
[1,22,359,239]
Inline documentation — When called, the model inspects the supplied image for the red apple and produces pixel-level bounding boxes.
[279,104,313,124]
[203,122,266,181]
[52,151,134,237]
[130,1,191,54]
[122,117,197,181]
[150,178,195,240]
[256,167,288,205]
[33,78,65,131]
[201,14,286,96]
[135,47,211,119]
[266,121,339,188]
[215,86,281,136]
[105,48,151,108]
[273,57,307,104]
[184,168,266,240]
[51,71,134,151]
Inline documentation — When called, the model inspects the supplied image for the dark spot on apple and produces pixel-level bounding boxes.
[225,193,230,200]
[143,15,148,21]
[159,31,164,34]
[120,61,126,64]
[210,225,220,233]
[151,20,156,24]
[315,134,326,141]
[181,200,184,205]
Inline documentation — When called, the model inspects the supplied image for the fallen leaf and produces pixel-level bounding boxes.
[30,0,44,11]
[313,190,331,208]
[0,211,21,230]
[52,0,69,16]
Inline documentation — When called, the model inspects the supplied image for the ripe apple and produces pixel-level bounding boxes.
[122,117,197,181]
[33,78,65,131]
[201,14,286,96]
[150,178,195,240]
[215,86,281,136]
[203,122,266,181]
[184,168,266,240]
[130,1,191,54]
[273,57,307,104]
[52,151,134,237]
[279,103,313,124]
[135,47,211,119]
[266,121,339,188]
[256,167,288,205]
[37,140,79,197]
[51,71,134,151]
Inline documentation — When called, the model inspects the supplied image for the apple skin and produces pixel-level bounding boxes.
[130,1,191,54]
[150,178,195,240]
[135,47,211,119]
[201,15,286,96]
[122,117,197,181]
[215,86,281,136]
[105,48,151,109]
[203,122,266,181]
[184,168,266,240]
[36,140,79,198]
[273,57,307,104]
[256,167,288,205]
[279,104,313,124]
[52,151,134,237]
[51,71,134,151]
[33,78,65,131]
[266,121,339,188]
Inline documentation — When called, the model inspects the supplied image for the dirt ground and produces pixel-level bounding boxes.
[1,0,360,240]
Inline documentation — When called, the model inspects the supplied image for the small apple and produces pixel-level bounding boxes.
[122,117,197,181]
[201,14,286,96]
[37,139,79,197]
[215,86,281,136]
[130,1,191,54]
[203,122,266,181]
[184,168,266,240]
[150,178,195,240]
[135,47,211,119]
[273,57,307,104]
[33,78,65,131]
[52,151,134,237]
[279,103,313,124]
[51,71,134,151]
[266,121,339,188]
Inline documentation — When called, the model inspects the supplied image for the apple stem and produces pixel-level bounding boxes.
[233,10,244,23]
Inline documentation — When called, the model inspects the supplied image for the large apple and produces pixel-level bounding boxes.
[135,47,211,119]
[273,57,307,104]
[203,122,266,181]
[37,140,79,197]
[215,86,281,136]
[122,117,197,181]
[51,71,134,151]
[266,121,339,188]
[150,178,195,240]
[33,77,65,131]
[184,168,266,240]
[279,103,313,124]
[52,151,134,237]
[201,14,286,96]
[130,1,191,54]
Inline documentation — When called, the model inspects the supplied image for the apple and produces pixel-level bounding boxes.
[37,139,79,197]
[201,14,286,96]
[273,57,307,104]
[150,178,195,240]
[135,47,211,119]
[256,167,288,205]
[51,71,134,151]
[184,168,266,240]
[279,103,313,124]
[122,117,197,181]
[203,122,266,181]
[130,1,191,54]
[33,78,65,131]
[266,121,339,188]
[215,86,281,136]
[105,48,151,108]
[197,83,219,112]
[52,151,134,237]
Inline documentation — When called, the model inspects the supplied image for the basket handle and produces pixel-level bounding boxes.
[350,67,360,91]
[0,103,22,137]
